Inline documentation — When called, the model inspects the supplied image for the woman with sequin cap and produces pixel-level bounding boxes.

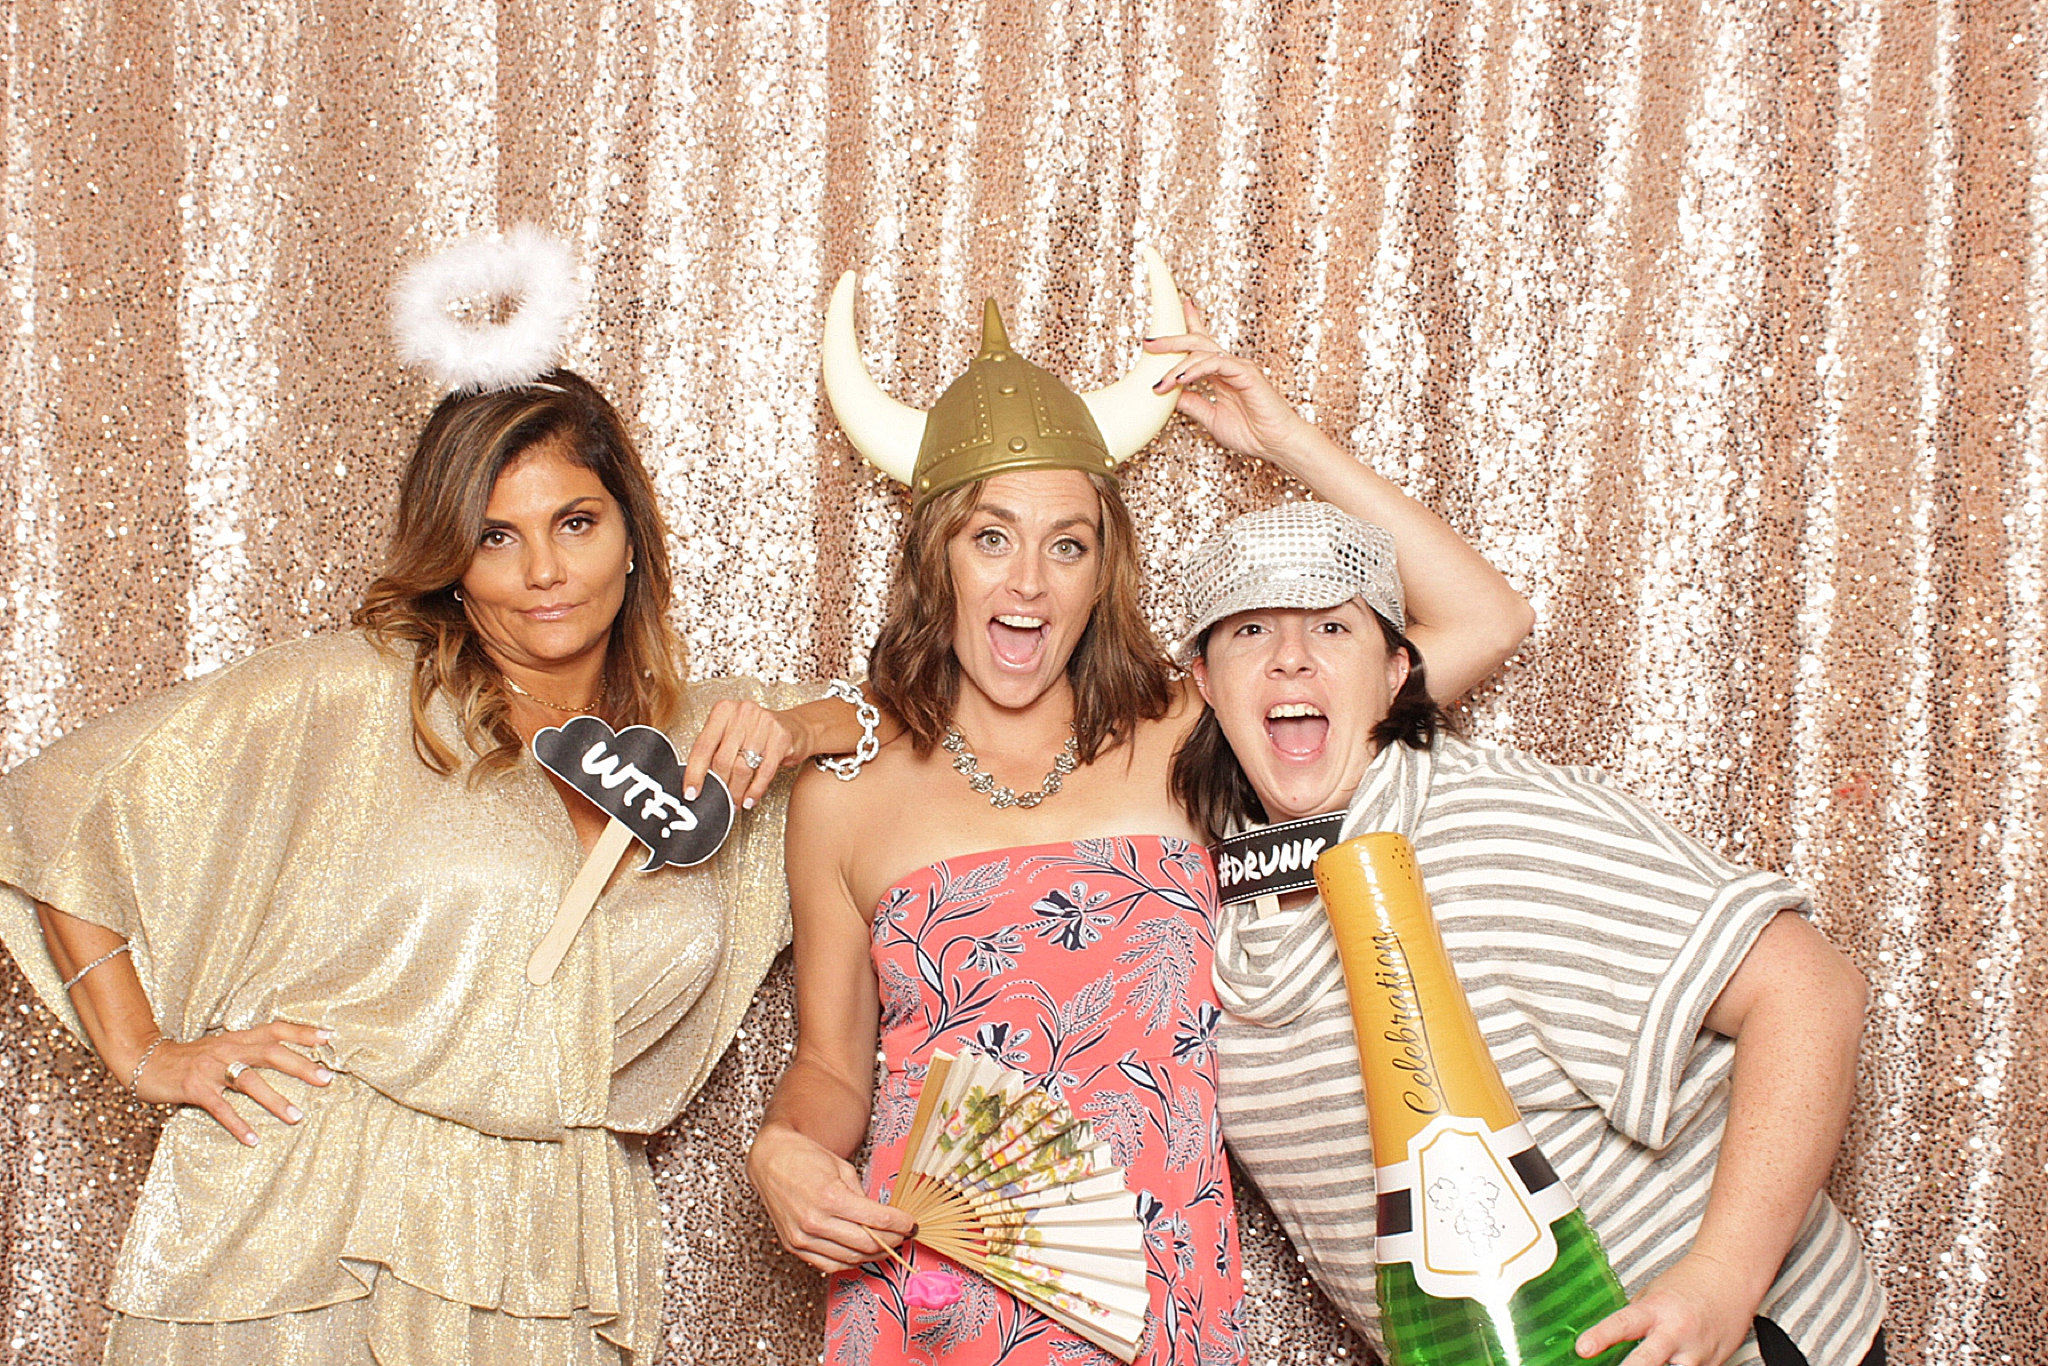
[746,251,1535,1364]
[1173,502,1885,1366]
[0,229,879,1365]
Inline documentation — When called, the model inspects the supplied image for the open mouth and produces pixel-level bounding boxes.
[989,614,1049,669]
[1265,702,1329,758]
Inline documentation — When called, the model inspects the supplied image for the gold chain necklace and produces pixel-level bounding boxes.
[502,672,607,714]
[941,724,1079,809]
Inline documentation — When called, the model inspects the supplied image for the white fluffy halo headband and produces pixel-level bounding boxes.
[391,225,587,394]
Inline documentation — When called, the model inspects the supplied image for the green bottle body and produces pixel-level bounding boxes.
[1377,1207,1633,1366]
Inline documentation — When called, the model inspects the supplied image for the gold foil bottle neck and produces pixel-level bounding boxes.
[1314,831,1525,1164]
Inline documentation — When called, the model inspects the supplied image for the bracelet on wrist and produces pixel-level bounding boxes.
[814,680,880,781]
[128,1035,168,1093]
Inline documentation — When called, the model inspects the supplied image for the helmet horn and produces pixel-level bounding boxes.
[821,271,925,485]
[1079,244,1188,463]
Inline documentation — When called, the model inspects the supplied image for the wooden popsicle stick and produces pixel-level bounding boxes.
[527,817,636,985]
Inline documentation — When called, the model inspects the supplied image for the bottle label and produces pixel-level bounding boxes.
[1375,1114,1579,1301]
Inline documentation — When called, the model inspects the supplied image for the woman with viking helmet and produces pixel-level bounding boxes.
[747,251,1534,1364]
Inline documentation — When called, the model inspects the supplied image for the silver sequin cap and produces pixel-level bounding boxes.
[1177,502,1406,658]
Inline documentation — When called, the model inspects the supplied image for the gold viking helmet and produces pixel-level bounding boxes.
[822,247,1189,505]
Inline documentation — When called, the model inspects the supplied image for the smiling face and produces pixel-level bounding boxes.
[458,436,633,679]
[1188,600,1411,822]
[944,468,1105,714]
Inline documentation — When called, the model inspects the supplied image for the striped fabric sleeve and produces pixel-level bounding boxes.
[1422,745,1810,1150]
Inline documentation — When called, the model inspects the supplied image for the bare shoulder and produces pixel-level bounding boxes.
[788,730,923,845]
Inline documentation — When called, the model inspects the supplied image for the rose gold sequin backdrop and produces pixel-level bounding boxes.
[0,1,2038,1362]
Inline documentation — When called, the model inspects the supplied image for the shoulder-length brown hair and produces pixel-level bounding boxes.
[868,474,1172,763]
[352,369,684,778]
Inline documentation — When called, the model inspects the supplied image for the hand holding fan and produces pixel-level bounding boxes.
[888,1050,1149,1363]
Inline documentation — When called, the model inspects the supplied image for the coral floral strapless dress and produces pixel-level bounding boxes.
[824,837,1244,1365]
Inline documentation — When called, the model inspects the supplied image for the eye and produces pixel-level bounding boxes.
[1314,618,1350,635]
[479,528,514,549]
[561,512,596,535]
[1050,535,1091,563]
[971,526,1010,552]
[1231,620,1268,637]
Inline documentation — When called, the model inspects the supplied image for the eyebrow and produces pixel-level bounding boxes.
[481,496,604,529]
[972,503,1101,534]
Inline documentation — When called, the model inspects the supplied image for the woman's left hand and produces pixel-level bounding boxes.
[1145,299,1318,469]
[1573,1252,1761,1366]
[682,699,799,811]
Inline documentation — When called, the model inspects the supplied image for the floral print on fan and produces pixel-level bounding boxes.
[826,837,1243,1366]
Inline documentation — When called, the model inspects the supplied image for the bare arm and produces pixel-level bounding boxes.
[682,684,896,812]
[1148,308,1534,701]
[35,901,331,1144]
[746,767,916,1273]
[1576,911,1869,1366]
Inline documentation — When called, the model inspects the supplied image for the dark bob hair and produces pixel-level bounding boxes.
[1170,610,1450,835]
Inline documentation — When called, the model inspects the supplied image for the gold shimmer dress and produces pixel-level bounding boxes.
[0,633,802,1366]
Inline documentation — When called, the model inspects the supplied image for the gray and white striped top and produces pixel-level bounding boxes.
[1214,735,1884,1366]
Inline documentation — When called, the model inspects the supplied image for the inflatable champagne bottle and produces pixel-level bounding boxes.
[1314,831,1635,1366]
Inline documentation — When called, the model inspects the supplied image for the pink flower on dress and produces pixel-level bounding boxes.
[903,1269,965,1310]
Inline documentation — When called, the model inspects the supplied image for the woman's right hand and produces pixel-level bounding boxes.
[1146,298,1318,467]
[747,1119,916,1274]
[132,1021,335,1146]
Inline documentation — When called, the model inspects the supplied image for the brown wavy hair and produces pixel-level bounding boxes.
[1170,612,1449,834]
[353,369,684,778]
[868,474,1172,763]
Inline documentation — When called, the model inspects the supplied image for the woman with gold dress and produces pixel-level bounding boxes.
[0,235,873,1364]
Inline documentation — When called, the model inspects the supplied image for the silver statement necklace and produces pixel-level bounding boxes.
[942,724,1079,809]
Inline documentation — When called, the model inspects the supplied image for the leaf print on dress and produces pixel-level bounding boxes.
[971,1020,1035,1070]
[1020,969,1123,1098]
[1164,1085,1209,1173]
[826,1275,882,1365]
[1030,882,1116,951]
[968,926,1025,975]
[1078,1086,1147,1168]
[879,959,923,1034]
[1116,917,1197,1035]
[1171,1003,1220,1067]
[872,1065,920,1148]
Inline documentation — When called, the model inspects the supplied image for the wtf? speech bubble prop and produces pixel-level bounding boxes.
[531,716,734,871]
[526,717,738,986]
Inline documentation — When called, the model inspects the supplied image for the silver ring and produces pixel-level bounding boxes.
[225,1061,249,1083]
[740,749,765,770]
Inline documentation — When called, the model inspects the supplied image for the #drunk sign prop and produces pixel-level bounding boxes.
[526,717,736,984]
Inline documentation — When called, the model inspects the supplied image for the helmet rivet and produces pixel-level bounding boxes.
[1008,437,1029,453]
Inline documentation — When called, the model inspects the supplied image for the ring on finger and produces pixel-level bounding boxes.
[225,1060,249,1083]
[740,749,765,770]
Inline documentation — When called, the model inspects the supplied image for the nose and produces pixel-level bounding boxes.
[1006,547,1048,599]
[525,540,567,590]
[1266,619,1315,673]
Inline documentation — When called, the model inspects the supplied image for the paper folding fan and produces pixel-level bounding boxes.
[889,1050,1150,1363]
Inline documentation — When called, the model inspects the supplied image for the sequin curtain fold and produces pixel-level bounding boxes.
[1,0,2039,1361]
